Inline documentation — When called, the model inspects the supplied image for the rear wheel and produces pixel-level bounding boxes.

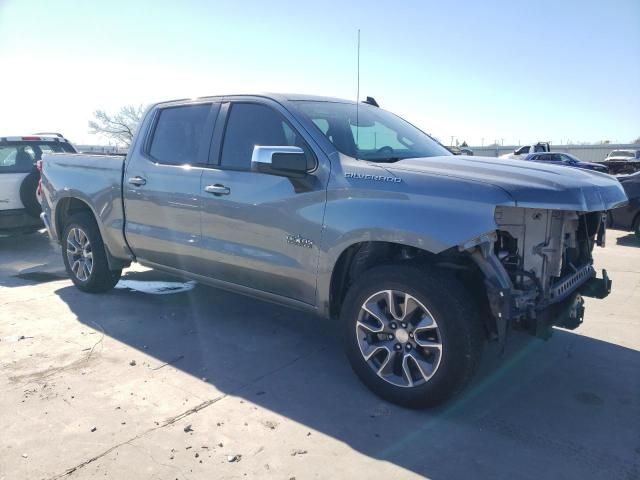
[341,265,484,408]
[62,212,121,292]
[19,170,41,218]
[634,216,640,241]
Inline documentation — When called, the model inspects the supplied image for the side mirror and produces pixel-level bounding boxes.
[251,146,315,178]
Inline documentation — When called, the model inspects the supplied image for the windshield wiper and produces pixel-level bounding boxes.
[365,157,403,163]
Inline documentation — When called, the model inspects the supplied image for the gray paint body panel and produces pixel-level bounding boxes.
[40,94,628,318]
[40,153,131,262]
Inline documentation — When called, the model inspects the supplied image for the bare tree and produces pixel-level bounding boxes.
[88,105,145,147]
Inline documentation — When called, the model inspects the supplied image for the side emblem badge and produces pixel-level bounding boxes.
[345,172,401,183]
[287,234,313,248]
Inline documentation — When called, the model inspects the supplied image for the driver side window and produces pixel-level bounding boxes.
[220,103,307,170]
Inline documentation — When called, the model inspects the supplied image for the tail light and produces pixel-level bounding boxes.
[36,160,43,196]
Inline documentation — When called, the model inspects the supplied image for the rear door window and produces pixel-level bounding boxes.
[148,103,213,165]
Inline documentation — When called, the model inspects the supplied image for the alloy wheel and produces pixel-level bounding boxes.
[356,290,443,387]
[66,227,93,282]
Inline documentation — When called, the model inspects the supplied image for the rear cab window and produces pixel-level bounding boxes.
[148,103,214,166]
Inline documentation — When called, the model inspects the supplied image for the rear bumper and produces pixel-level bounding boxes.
[40,211,54,240]
[0,209,42,233]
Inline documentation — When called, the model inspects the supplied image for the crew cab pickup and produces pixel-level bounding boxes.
[40,94,627,408]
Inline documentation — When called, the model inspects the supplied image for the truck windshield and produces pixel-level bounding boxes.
[295,101,451,161]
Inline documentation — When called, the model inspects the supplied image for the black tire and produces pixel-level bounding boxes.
[61,212,122,293]
[634,217,640,241]
[19,169,42,218]
[341,265,484,409]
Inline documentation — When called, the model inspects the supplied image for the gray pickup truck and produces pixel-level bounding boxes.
[40,94,627,408]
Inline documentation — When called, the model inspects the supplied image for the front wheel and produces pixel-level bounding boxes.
[341,265,484,408]
[62,212,122,293]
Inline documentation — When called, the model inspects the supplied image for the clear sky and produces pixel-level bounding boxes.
[1,0,638,146]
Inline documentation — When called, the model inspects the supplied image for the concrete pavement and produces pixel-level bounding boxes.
[0,230,638,479]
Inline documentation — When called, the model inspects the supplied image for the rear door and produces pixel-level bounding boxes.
[197,98,328,305]
[123,101,219,272]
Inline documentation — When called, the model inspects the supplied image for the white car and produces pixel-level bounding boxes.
[499,142,550,159]
[0,134,76,234]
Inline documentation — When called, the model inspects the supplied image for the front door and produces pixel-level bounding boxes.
[198,100,327,305]
[124,102,219,272]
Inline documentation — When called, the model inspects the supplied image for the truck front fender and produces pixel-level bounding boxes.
[315,171,516,317]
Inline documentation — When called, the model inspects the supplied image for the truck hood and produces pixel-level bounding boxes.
[386,156,628,211]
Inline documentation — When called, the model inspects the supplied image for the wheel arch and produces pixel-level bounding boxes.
[323,239,486,323]
[55,196,94,238]
[55,195,130,270]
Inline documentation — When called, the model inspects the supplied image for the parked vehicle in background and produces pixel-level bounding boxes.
[523,152,609,173]
[499,142,550,159]
[446,145,473,156]
[603,149,640,175]
[609,171,640,239]
[40,93,626,408]
[0,134,76,234]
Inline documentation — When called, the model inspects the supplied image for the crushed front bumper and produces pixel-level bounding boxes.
[579,269,612,300]
[526,269,611,339]
[483,265,612,343]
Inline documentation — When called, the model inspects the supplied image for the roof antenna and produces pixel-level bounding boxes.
[356,29,360,159]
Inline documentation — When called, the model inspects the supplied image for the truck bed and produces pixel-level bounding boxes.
[40,153,131,264]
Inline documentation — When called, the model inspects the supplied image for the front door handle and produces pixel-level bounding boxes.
[128,176,147,186]
[204,184,230,196]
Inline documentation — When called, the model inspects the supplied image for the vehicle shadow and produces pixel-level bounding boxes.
[615,233,639,247]
[0,230,67,287]
[54,269,640,480]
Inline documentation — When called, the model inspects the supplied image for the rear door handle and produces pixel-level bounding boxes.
[204,184,230,196]
[128,176,147,186]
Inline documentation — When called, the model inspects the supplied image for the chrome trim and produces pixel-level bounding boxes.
[40,211,54,240]
[251,145,304,165]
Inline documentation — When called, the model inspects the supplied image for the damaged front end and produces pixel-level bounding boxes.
[464,206,612,344]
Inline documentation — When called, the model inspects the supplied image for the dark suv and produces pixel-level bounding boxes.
[610,172,640,239]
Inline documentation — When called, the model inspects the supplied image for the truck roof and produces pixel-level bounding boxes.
[154,93,357,108]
